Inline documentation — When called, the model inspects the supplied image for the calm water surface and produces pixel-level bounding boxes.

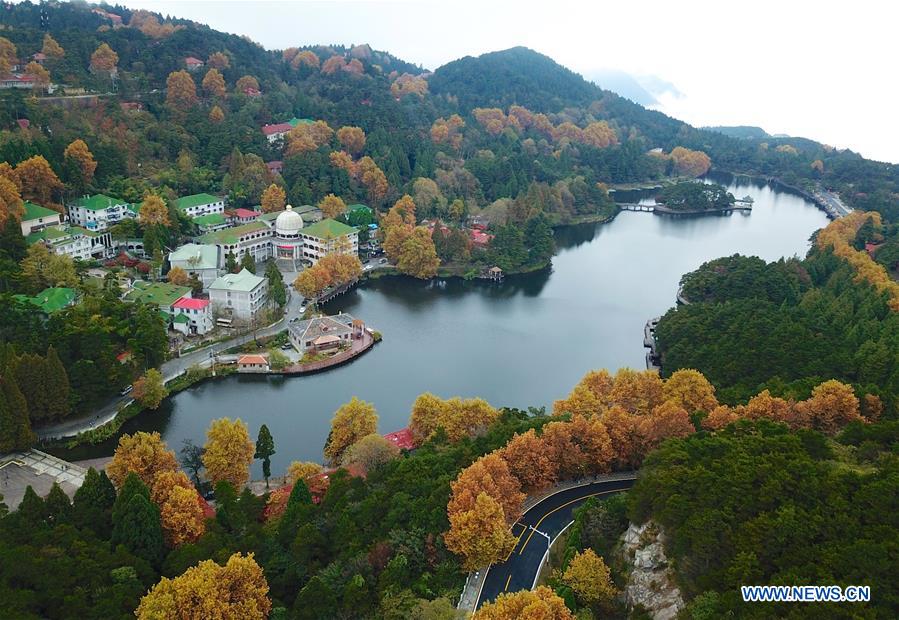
[62,174,830,474]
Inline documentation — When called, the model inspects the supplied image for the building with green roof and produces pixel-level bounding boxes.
[288,117,313,127]
[208,269,268,320]
[124,281,192,315]
[15,287,78,314]
[300,218,359,264]
[67,194,133,231]
[169,244,220,287]
[192,212,228,233]
[25,224,112,260]
[19,201,62,235]
[175,193,225,218]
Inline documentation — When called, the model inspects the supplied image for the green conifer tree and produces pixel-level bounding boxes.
[112,472,150,527]
[44,482,72,525]
[254,424,276,488]
[44,345,71,420]
[114,493,164,566]
[0,375,35,451]
[73,467,117,534]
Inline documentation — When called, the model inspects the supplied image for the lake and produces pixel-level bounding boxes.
[60,173,830,475]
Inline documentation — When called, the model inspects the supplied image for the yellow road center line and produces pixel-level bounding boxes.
[519,489,622,555]
[504,574,512,591]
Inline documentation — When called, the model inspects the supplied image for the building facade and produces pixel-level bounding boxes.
[26,225,112,260]
[288,313,365,354]
[300,219,359,264]
[172,297,213,335]
[208,269,269,321]
[20,201,62,236]
[67,194,134,231]
[168,244,220,288]
[175,193,226,218]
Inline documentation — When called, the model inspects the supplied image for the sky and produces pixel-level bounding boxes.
[115,0,899,163]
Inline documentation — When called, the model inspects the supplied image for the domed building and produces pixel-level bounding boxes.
[273,205,305,268]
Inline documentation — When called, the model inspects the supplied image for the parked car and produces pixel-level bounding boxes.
[120,384,133,396]
[379,258,388,264]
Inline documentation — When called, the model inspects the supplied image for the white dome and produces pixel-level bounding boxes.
[275,205,303,235]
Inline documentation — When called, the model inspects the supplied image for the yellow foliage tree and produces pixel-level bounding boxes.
[670,146,712,177]
[63,139,98,187]
[202,417,256,488]
[318,193,347,219]
[90,43,118,73]
[447,452,523,520]
[14,155,63,212]
[209,105,225,123]
[0,176,24,226]
[166,70,198,111]
[390,73,429,99]
[167,266,189,285]
[136,553,271,620]
[207,51,230,70]
[160,485,206,547]
[292,50,320,70]
[107,431,178,489]
[23,61,50,90]
[397,226,440,279]
[324,397,378,465]
[0,37,16,76]
[138,192,171,227]
[662,368,718,412]
[609,368,665,416]
[702,405,740,431]
[472,586,573,620]
[357,156,388,203]
[321,55,346,75]
[202,68,226,98]
[286,461,323,484]
[236,74,259,93]
[261,183,286,213]
[562,548,617,606]
[150,469,194,506]
[581,121,618,148]
[336,126,366,155]
[445,492,518,571]
[500,428,557,493]
[796,379,863,435]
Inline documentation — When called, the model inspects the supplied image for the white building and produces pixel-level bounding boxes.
[271,206,305,268]
[20,201,62,236]
[199,221,273,268]
[168,244,220,288]
[26,225,112,260]
[208,269,269,321]
[300,218,359,264]
[171,297,213,335]
[67,194,134,231]
[175,193,225,218]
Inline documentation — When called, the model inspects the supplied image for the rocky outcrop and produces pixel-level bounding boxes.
[620,521,684,620]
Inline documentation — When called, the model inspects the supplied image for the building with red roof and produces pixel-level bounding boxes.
[262,123,292,143]
[383,428,416,451]
[470,229,493,246]
[227,208,261,225]
[16,119,30,130]
[184,56,205,71]
[172,296,212,335]
[237,354,270,373]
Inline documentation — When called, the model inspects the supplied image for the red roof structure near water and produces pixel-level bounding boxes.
[232,208,260,219]
[383,427,415,450]
[173,297,210,310]
[238,354,268,365]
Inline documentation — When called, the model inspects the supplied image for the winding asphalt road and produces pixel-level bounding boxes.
[475,477,636,609]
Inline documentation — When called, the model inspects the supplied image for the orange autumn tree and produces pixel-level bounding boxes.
[357,156,388,204]
[23,61,50,91]
[209,105,225,123]
[14,155,64,212]
[63,139,98,188]
[202,68,226,98]
[608,368,665,416]
[582,121,618,148]
[317,193,347,219]
[794,379,862,435]
[90,43,118,74]
[136,553,271,620]
[430,115,465,150]
[670,146,712,177]
[285,120,333,156]
[323,397,378,465]
[260,184,286,213]
[107,431,178,488]
[292,50,320,70]
[472,586,573,620]
[159,484,206,546]
[42,34,64,59]
[447,452,524,520]
[207,51,230,70]
[397,226,440,279]
[336,126,366,155]
[236,74,259,94]
[166,70,198,111]
[500,428,557,493]
[0,176,24,225]
[445,492,517,571]
[138,192,171,227]
[390,73,428,99]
